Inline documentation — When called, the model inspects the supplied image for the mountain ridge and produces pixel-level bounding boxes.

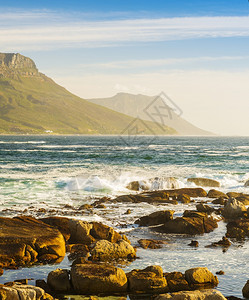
[0,53,177,135]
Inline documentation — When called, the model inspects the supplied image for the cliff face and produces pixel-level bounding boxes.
[0,53,39,78]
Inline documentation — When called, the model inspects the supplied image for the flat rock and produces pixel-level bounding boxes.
[188,178,221,188]
[71,263,128,294]
[155,289,226,300]
[135,210,174,226]
[208,190,228,199]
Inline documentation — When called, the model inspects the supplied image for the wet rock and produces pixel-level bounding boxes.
[188,240,199,247]
[185,267,218,288]
[0,283,45,300]
[126,180,150,191]
[35,279,52,294]
[155,289,226,300]
[196,203,215,214]
[0,269,3,276]
[206,236,231,249]
[242,280,249,298]
[78,204,93,210]
[47,268,71,293]
[164,188,207,198]
[226,219,249,240]
[116,191,170,204]
[0,216,65,268]
[156,212,218,235]
[222,198,246,219]
[138,239,167,249]
[177,194,191,204]
[90,239,136,261]
[71,263,128,294]
[244,180,249,187]
[124,209,131,215]
[40,216,71,241]
[67,244,89,261]
[127,265,168,294]
[212,197,226,205]
[69,220,95,245]
[94,204,106,209]
[207,190,228,199]
[165,272,189,292]
[135,210,174,226]
[91,222,123,243]
[187,178,221,188]
[236,195,249,205]
[216,270,225,275]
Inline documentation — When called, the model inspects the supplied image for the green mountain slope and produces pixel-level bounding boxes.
[0,53,177,135]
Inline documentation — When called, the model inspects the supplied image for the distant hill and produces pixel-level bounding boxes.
[88,93,213,135]
[0,53,177,135]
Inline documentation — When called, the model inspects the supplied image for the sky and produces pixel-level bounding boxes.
[0,0,249,135]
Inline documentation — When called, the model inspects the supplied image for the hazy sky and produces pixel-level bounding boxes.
[0,0,249,135]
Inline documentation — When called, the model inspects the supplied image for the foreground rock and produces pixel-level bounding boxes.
[222,198,246,219]
[127,265,168,294]
[155,289,226,300]
[188,178,221,188]
[135,210,174,226]
[71,263,128,294]
[185,267,219,288]
[242,280,249,298]
[155,211,218,235]
[0,216,65,268]
[47,268,71,293]
[165,272,189,292]
[90,239,136,261]
[0,283,50,300]
[226,219,249,240]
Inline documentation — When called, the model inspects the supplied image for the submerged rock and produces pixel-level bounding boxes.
[90,239,136,261]
[71,263,128,294]
[138,239,167,249]
[127,265,168,294]
[155,289,226,300]
[187,178,221,188]
[135,210,174,226]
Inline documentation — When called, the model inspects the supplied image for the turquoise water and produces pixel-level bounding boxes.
[0,135,248,297]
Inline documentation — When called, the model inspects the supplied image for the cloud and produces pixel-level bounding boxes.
[1,11,249,51]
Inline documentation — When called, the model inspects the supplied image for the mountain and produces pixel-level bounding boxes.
[88,93,213,135]
[0,53,177,135]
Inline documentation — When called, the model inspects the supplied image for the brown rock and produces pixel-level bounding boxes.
[212,197,226,205]
[40,216,71,241]
[208,190,228,199]
[127,265,168,293]
[0,283,45,300]
[187,178,220,188]
[90,222,122,243]
[69,219,95,245]
[185,267,219,288]
[66,244,89,261]
[206,236,231,249]
[126,180,149,191]
[71,263,128,294]
[164,188,207,198]
[135,210,174,226]
[226,219,249,240]
[244,180,249,187]
[222,198,247,219]
[47,268,71,292]
[243,280,249,298]
[165,272,189,292]
[90,239,136,261]
[188,240,199,247]
[216,270,225,275]
[196,203,215,214]
[138,239,167,249]
[177,194,191,203]
[155,289,226,300]
[0,216,65,268]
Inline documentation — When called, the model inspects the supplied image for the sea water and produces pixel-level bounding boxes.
[0,135,248,297]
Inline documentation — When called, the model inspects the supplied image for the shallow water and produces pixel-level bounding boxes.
[0,135,248,297]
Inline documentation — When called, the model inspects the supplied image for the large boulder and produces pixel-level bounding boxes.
[90,239,136,261]
[47,268,71,293]
[196,203,215,214]
[226,219,249,240]
[222,198,246,219]
[69,220,95,245]
[155,289,226,300]
[243,280,249,298]
[90,222,123,242]
[135,210,174,226]
[155,213,218,235]
[0,283,45,300]
[127,265,168,293]
[185,267,218,288]
[0,216,65,268]
[71,263,128,294]
[40,217,71,241]
[207,190,228,199]
[188,178,221,188]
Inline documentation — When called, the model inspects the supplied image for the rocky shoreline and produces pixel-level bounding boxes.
[1,186,249,299]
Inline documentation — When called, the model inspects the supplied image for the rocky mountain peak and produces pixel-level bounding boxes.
[0,53,39,78]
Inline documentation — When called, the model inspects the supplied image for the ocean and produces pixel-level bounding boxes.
[0,135,248,297]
